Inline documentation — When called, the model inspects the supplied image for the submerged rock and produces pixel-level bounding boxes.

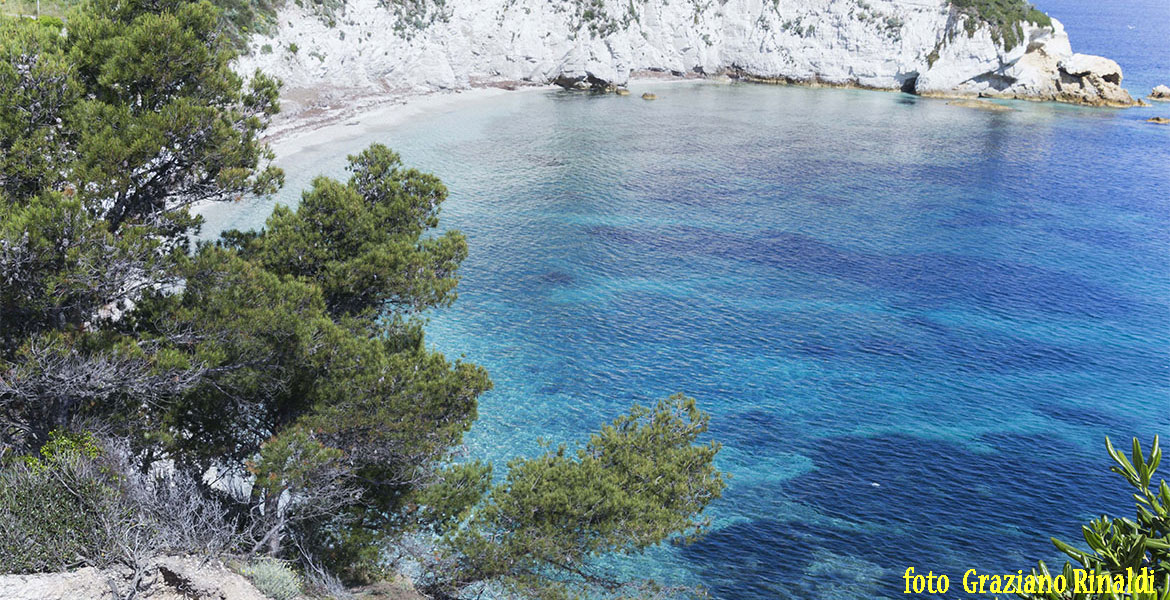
[615,87,630,96]
[1150,85,1170,101]
[641,92,658,100]
[1148,117,1170,125]
[946,99,1014,112]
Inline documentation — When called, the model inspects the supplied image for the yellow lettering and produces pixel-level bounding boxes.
[963,569,979,594]
[1136,567,1155,593]
[1074,569,1089,593]
[989,575,1003,595]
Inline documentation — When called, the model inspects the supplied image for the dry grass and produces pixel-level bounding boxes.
[0,0,75,18]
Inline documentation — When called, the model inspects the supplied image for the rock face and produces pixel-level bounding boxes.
[917,19,1134,106]
[236,0,1137,112]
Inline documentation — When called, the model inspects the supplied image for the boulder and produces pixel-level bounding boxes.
[1061,54,1122,81]
[1150,85,1170,101]
[1052,53,1135,106]
[553,73,591,90]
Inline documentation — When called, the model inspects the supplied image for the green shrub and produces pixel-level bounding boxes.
[241,559,304,600]
[211,0,283,51]
[34,14,64,29]
[0,432,118,573]
[288,42,299,54]
[0,431,241,575]
[1019,436,1168,600]
[261,43,273,54]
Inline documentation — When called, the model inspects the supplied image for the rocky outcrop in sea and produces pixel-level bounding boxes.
[236,0,1138,115]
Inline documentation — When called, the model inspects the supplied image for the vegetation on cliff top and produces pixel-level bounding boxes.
[950,0,1052,49]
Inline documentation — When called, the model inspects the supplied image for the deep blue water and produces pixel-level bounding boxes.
[202,5,1170,598]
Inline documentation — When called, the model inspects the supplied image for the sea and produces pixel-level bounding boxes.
[201,1,1170,596]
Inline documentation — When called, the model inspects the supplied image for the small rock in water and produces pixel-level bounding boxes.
[871,482,881,487]
[615,88,631,96]
[1147,117,1170,125]
[641,92,658,101]
[1149,85,1170,101]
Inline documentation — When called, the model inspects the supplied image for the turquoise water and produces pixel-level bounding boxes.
[201,18,1170,599]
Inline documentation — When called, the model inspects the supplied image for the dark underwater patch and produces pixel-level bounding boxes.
[581,225,1140,320]
[683,433,1133,600]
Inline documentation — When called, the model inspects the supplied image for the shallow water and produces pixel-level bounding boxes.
[200,20,1170,600]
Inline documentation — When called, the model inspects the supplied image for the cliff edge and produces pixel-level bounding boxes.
[236,0,1137,118]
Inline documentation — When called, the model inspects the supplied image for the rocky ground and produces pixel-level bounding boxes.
[0,556,268,600]
[0,556,431,600]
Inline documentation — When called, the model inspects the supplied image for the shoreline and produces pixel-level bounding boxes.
[265,84,550,156]
[266,74,718,158]
[263,70,1156,158]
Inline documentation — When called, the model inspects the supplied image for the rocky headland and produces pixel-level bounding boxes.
[235,0,1140,127]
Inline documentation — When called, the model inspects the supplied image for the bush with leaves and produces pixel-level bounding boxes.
[1019,436,1168,600]
[0,431,114,573]
[0,431,239,576]
[241,558,304,600]
[422,394,727,600]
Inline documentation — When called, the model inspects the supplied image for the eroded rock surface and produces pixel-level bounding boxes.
[235,0,1139,117]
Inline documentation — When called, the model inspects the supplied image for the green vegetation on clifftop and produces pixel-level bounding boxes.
[950,0,1052,49]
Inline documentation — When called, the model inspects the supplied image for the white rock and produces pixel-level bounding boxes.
[1061,53,1122,79]
[234,0,1137,112]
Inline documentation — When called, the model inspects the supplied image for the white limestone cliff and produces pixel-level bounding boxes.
[236,0,1137,119]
